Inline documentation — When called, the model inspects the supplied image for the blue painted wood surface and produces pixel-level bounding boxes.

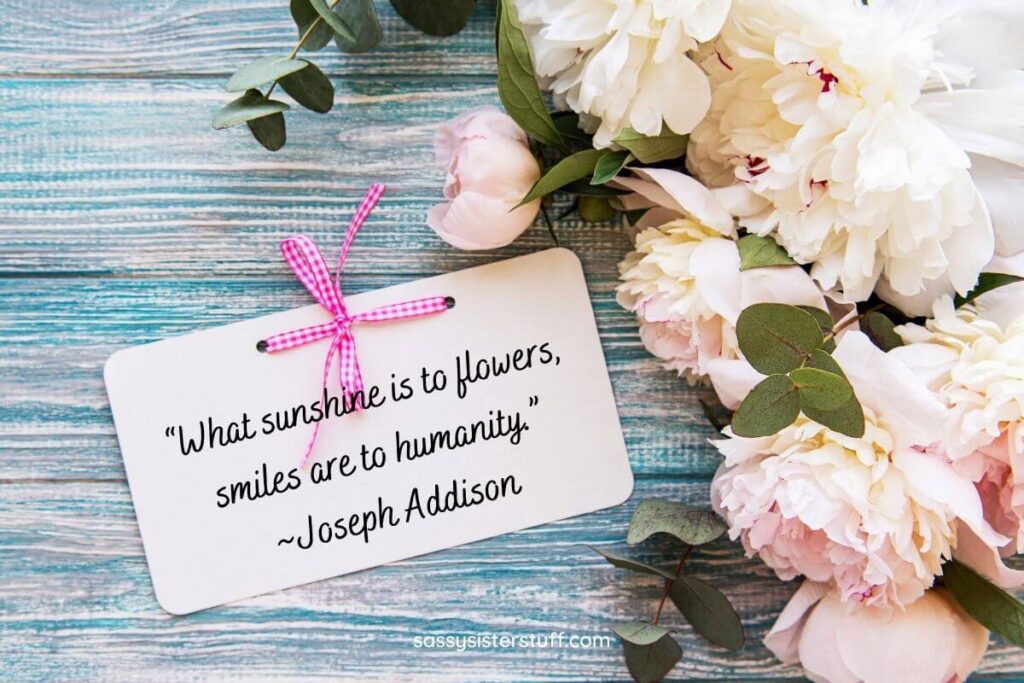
[1,1,1023,680]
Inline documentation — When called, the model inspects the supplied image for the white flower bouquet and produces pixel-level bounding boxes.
[431,1,1024,681]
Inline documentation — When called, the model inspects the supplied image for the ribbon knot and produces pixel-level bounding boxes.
[258,184,453,466]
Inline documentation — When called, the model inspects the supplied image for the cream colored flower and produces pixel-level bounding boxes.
[687,0,1024,310]
[516,0,732,147]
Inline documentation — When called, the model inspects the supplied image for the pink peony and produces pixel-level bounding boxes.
[710,332,1007,607]
[428,107,541,250]
[766,581,988,683]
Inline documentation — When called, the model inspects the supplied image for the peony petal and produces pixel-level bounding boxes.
[764,581,830,664]
[836,590,962,683]
[629,53,712,138]
[798,595,859,683]
[895,449,1009,549]
[739,266,827,312]
[427,191,539,251]
[888,343,959,392]
[971,154,1024,257]
[690,238,743,323]
[706,358,763,410]
[833,332,950,447]
[626,168,736,234]
[954,523,1024,590]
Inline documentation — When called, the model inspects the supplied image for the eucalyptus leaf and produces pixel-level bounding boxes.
[669,577,744,651]
[213,90,290,129]
[496,0,565,150]
[333,0,382,53]
[944,559,1024,648]
[805,349,845,378]
[613,127,688,164]
[309,0,356,43]
[390,0,476,36]
[278,60,334,113]
[955,273,1024,308]
[290,0,333,51]
[592,151,633,185]
[792,367,854,411]
[802,392,865,438]
[737,303,824,375]
[731,374,800,438]
[861,311,904,351]
[578,196,616,222]
[613,622,671,646]
[627,498,727,547]
[225,56,309,92]
[798,306,836,352]
[738,234,796,270]
[617,629,683,683]
[246,112,287,151]
[589,545,675,580]
[518,149,603,205]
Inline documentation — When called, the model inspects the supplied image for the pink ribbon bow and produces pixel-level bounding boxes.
[258,184,453,466]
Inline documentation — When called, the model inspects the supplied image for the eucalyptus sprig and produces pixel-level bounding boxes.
[213,0,479,150]
[593,498,743,682]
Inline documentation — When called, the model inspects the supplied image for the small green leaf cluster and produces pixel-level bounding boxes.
[494,0,690,229]
[214,0,478,150]
[732,303,865,438]
[592,498,743,682]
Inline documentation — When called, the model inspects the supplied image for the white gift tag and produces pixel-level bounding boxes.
[105,248,633,614]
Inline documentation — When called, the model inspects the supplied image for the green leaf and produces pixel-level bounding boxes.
[955,273,1024,308]
[309,0,357,43]
[333,0,382,53]
[290,0,333,51]
[797,306,836,352]
[278,61,334,113]
[390,0,476,36]
[613,127,689,164]
[496,0,565,150]
[578,196,616,222]
[944,560,1024,648]
[627,498,727,547]
[614,626,683,683]
[861,311,904,351]
[225,56,310,92]
[737,303,825,375]
[792,367,854,411]
[592,151,633,185]
[731,374,800,438]
[669,577,744,651]
[589,545,675,580]
[802,393,865,438]
[246,112,287,151]
[213,90,290,130]
[737,234,796,270]
[552,112,592,143]
[559,179,627,197]
[805,349,845,377]
[613,622,671,646]
[518,149,604,205]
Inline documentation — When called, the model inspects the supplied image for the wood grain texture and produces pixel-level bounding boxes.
[2,1,1022,681]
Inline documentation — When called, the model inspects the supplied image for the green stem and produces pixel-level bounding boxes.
[266,0,343,97]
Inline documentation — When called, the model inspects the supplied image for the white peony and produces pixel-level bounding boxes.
[686,0,1024,310]
[710,332,1007,607]
[516,0,732,147]
[615,168,825,380]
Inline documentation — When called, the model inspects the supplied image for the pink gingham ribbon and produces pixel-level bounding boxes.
[258,184,453,466]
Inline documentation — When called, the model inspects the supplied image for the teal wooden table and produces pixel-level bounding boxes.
[2,2,1023,680]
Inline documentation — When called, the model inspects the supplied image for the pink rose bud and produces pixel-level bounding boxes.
[427,107,542,250]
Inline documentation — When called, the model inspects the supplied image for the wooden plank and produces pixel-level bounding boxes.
[0,277,720,481]
[0,77,632,278]
[0,0,499,78]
